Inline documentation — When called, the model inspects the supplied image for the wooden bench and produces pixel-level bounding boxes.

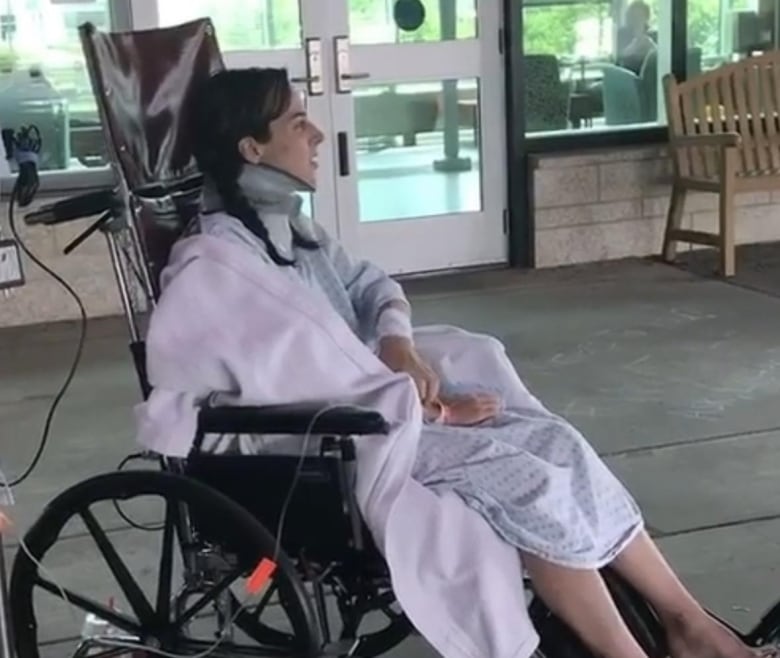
[662,51,780,276]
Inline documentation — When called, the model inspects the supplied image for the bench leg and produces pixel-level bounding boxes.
[719,189,736,277]
[662,184,687,263]
[719,153,737,277]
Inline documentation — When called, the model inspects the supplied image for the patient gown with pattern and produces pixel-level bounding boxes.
[189,165,644,569]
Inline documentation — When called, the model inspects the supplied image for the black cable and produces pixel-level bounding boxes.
[5,179,88,488]
[113,453,165,532]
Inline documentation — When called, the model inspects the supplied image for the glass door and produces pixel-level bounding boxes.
[325,0,507,274]
[145,0,340,237]
[144,0,506,274]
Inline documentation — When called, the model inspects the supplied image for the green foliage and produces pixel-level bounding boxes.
[0,49,17,73]
[524,3,607,55]
[523,0,751,61]
[212,0,477,47]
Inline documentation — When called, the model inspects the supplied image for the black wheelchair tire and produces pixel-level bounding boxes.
[10,470,321,658]
[745,600,780,648]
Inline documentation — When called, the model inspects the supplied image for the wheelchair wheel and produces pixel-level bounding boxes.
[10,470,321,658]
[234,567,414,656]
[745,600,780,648]
[529,569,668,658]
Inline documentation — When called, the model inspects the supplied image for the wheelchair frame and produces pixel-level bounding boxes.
[10,16,780,658]
[8,19,429,658]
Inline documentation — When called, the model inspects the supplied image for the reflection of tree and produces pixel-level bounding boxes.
[524,3,610,56]
[238,0,476,46]
[349,0,475,42]
[687,0,752,61]
[524,0,755,63]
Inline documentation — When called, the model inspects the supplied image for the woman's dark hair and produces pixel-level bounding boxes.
[190,67,317,266]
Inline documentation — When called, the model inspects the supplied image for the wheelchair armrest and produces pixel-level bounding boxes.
[197,403,390,436]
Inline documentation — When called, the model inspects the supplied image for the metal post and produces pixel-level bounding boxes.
[105,231,140,343]
[433,0,471,172]
[0,533,14,658]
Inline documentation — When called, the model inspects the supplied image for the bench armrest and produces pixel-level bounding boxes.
[669,133,741,149]
[197,403,390,436]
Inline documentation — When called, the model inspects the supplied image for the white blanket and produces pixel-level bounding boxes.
[135,234,539,658]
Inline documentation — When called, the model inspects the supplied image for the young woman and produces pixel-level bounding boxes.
[144,66,771,658]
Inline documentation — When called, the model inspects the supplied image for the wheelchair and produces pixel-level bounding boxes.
[8,18,780,658]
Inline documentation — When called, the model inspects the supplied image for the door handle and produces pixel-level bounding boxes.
[295,37,323,96]
[337,132,350,176]
[334,36,370,93]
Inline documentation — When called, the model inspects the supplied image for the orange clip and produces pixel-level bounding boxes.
[246,558,277,595]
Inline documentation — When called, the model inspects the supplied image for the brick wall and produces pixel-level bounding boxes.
[5,145,780,328]
[532,146,780,268]
[0,195,123,328]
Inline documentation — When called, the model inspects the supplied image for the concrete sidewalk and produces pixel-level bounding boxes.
[4,256,780,655]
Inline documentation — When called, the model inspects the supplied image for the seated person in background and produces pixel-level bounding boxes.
[617,0,657,74]
[137,67,775,658]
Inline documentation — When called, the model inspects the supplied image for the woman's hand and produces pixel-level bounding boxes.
[378,336,440,405]
[439,393,502,426]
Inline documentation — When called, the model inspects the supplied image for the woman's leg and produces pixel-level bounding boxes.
[611,530,758,658]
[522,551,649,658]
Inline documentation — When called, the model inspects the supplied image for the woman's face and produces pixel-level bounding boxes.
[239,88,324,188]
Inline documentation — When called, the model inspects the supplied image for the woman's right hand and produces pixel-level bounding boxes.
[378,336,441,405]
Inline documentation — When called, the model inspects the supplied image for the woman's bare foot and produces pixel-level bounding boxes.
[666,612,773,658]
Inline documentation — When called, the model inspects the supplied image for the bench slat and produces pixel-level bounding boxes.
[746,62,770,171]
[733,62,758,172]
[681,84,704,177]
[719,70,742,174]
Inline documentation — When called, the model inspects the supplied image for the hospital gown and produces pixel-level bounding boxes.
[191,169,644,569]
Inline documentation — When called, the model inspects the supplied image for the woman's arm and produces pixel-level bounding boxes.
[316,224,413,339]
[314,225,439,401]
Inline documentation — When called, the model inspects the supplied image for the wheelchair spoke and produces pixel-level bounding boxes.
[232,580,300,647]
[175,564,244,629]
[252,577,280,617]
[34,576,141,636]
[79,507,156,626]
[156,499,179,623]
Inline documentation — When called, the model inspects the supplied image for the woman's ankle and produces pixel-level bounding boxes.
[658,604,709,636]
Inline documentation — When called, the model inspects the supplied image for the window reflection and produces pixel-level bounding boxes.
[689,0,778,73]
[522,0,671,135]
[0,0,112,172]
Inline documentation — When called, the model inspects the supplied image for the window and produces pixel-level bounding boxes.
[521,0,673,136]
[0,0,113,173]
[157,0,302,50]
[688,0,775,74]
[349,0,476,45]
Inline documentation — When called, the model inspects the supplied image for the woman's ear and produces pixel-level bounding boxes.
[238,136,264,164]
